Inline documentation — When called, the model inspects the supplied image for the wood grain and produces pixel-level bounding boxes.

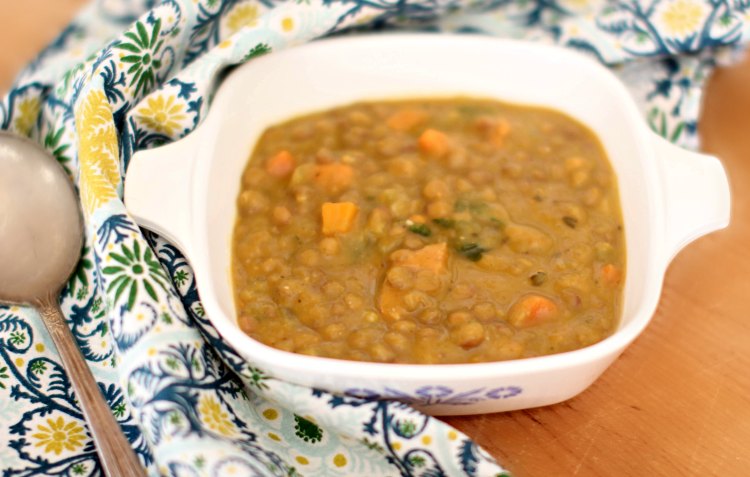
[2,4,748,476]
[0,0,90,93]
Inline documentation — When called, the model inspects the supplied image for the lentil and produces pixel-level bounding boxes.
[232,98,625,364]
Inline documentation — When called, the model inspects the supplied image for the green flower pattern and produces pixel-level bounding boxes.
[43,124,72,173]
[0,366,8,390]
[294,414,323,443]
[71,463,86,475]
[29,360,47,375]
[102,240,169,310]
[67,246,93,299]
[117,19,165,98]
[1,0,745,475]
[8,331,25,346]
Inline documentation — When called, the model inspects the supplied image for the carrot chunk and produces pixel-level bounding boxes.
[392,242,448,274]
[265,150,296,178]
[313,163,354,194]
[387,109,428,131]
[601,263,621,286]
[507,294,559,328]
[379,243,449,321]
[489,119,511,147]
[321,202,358,235]
[418,129,451,158]
[475,117,511,147]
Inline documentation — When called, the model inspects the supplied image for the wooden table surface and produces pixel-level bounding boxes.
[2,3,748,476]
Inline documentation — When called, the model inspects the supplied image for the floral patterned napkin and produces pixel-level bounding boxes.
[0,1,744,476]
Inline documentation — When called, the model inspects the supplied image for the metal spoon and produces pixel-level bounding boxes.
[0,132,146,476]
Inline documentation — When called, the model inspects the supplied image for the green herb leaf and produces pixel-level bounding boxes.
[454,198,469,212]
[407,223,432,237]
[456,242,488,261]
[432,218,455,228]
[243,42,272,62]
[489,217,506,229]
[530,271,547,286]
[562,216,578,229]
[455,198,488,214]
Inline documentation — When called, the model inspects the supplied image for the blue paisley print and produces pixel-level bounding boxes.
[0,0,743,476]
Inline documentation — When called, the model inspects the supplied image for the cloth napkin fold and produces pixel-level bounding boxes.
[0,0,744,476]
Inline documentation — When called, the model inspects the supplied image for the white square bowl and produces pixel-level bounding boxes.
[125,34,730,415]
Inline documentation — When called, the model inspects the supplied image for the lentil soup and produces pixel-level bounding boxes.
[231,98,625,364]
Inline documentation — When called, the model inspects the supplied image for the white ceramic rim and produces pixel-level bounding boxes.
[188,34,665,381]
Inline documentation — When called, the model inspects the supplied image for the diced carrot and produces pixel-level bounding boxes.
[386,109,428,131]
[378,243,449,321]
[408,214,427,224]
[321,202,358,235]
[601,263,621,286]
[475,117,511,147]
[313,163,354,195]
[418,129,451,158]
[392,242,448,274]
[507,294,558,328]
[489,119,511,147]
[265,150,296,178]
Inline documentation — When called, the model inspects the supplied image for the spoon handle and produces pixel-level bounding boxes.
[36,295,147,477]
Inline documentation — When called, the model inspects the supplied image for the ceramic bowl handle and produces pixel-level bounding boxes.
[652,133,731,263]
[124,133,199,254]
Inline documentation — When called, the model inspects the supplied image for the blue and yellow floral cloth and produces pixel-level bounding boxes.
[0,0,744,475]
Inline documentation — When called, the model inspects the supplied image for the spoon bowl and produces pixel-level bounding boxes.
[0,132,82,303]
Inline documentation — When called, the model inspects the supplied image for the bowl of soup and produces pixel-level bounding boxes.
[124,34,730,415]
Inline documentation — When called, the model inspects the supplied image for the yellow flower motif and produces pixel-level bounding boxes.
[198,395,237,436]
[31,416,86,455]
[136,95,186,137]
[281,17,294,32]
[262,408,278,420]
[227,4,259,33]
[14,97,41,135]
[558,0,592,14]
[75,89,121,215]
[333,453,347,467]
[658,0,707,39]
